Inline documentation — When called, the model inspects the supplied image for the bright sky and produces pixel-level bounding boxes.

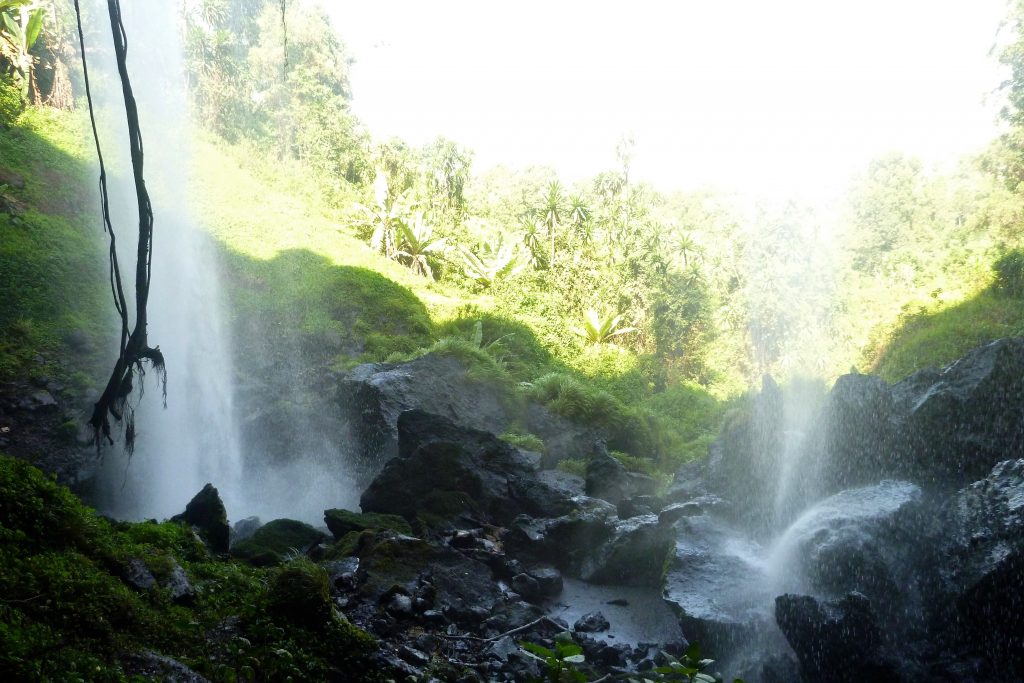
[327,1,1008,201]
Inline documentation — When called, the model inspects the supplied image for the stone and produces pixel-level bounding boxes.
[121,650,210,682]
[574,611,610,633]
[162,560,195,606]
[891,338,1024,487]
[578,514,674,587]
[229,518,325,566]
[230,516,261,545]
[360,410,574,527]
[527,567,563,597]
[340,353,512,465]
[511,573,541,602]
[585,441,657,504]
[123,558,157,591]
[324,508,412,539]
[171,483,230,554]
[775,592,902,683]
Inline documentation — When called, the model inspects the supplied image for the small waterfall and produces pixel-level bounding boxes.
[87,1,243,521]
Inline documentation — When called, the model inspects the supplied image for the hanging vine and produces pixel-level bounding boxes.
[73,0,165,455]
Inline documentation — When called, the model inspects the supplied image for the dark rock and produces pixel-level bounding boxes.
[775,480,931,613]
[171,483,230,554]
[386,592,414,617]
[585,441,657,504]
[817,373,898,491]
[230,518,325,566]
[951,458,1024,674]
[578,514,674,586]
[775,592,902,683]
[657,502,703,525]
[123,558,157,591]
[504,498,618,573]
[527,567,563,597]
[511,573,541,602]
[361,410,574,527]
[341,354,512,465]
[121,650,210,682]
[574,611,610,633]
[398,645,430,666]
[162,560,195,606]
[230,516,261,545]
[27,390,58,411]
[354,531,503,616]
[892,338,1024,487]
[617,494,661,518]
[324,508,412,540]
[663,514,770,654]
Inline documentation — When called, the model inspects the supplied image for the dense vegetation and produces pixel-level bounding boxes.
[4,0,1024,680]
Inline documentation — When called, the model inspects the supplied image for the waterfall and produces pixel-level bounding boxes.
[87,1,243,521]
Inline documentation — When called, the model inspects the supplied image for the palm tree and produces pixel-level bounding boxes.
[539,180,565,267]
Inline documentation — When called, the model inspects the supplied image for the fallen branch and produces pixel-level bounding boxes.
[437,615,565,644]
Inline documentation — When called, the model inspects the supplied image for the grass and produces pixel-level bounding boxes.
[0,104,111,385]
[190,132,728,472]
[867,285,1024,381]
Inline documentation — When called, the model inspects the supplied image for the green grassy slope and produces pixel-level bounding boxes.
[0,105,111,386]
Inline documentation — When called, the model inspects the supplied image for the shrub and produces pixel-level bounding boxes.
[994,248,1024,297]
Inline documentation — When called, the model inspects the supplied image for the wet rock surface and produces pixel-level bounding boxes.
[671,338,1024,682]
[172,483,230,553]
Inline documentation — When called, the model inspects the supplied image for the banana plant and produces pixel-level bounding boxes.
[396,211,445,278]
[352,173,413,260]
[458,233,522,288]
[0,0,44,99]
[571,308,636,344]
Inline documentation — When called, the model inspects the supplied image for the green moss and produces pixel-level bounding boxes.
[324,509,412,540]
[230,518,325,566]
[500,430,547,454]
[0,454,384,681]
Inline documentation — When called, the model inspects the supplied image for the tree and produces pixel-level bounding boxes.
[539,180,565,267]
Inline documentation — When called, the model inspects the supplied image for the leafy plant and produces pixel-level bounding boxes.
[625,643,744,683]
[396,211,445,278]
[571,308,636,344]
[993,248,1024,297]
[520,633,587,683]
[459,233,523,287]
[0,0,44,99]
[352,173,413,260]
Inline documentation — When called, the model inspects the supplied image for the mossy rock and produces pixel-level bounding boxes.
[322,530,372,561]
[267,558,333,626]
[323,509,412,540]
[230,518,325,566]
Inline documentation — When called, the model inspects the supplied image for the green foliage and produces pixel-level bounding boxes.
[625,643,744,683]
[230,518,325,566]
[501,430,547,454]
[994,248,1024,296]
[521,633,587,683]
[0,73,21,121]
[0,454,383,681]
[0,106,108,383]
[459,231,523,287]
[866,284,1024,381]
[571,308,637,344]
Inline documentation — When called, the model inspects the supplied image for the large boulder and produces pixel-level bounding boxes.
[340,354,510,465]
[230,518,326,566]
[891,338,1024,487]
[949,458,1024,674]
[585,442,658,505]
[816,373,899,492]
[504,497,618,574]
[769,480,934,620]
[662,514,772,654]
[775,592,902,683]
[360,410,575,527]
[171,483,230,553]
[577,514,674,587]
